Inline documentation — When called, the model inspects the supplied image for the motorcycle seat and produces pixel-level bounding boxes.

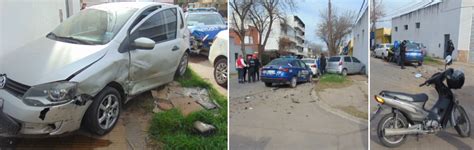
[381,91,428,103]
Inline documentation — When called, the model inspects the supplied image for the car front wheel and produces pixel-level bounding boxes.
[342,69,348,76]
[175,52,189,78]
[83,87,122,136]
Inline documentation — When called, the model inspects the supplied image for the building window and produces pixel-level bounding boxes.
[416,22,420,29]
[404,25,408,30]
[244,36,253,44]
[395,27,398,32]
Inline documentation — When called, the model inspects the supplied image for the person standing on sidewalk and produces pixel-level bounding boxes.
[254,54,261,81]
[248,56,257,83]
[446,39,455,58]
[236,55,247,83]
[400,40,407,69]
[320,53,327,75]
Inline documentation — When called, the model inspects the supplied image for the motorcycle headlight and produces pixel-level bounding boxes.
[23,81,78,106]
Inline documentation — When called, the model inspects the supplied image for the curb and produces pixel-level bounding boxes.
[310,90,367,126]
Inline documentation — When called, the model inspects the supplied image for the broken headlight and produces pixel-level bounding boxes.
[23,81,78,106]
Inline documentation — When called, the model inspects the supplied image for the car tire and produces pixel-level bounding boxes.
[290,77,297,88]
[307,74,312,82]
[83,87,122,136]
[264,82,272,87]
[342,69,348,76]
[175,52,189,78]
[360,67,366,75]
[214,58,227,88]
[418,61,422,66]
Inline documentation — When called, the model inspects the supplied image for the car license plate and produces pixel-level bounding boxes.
[266,70,275,75]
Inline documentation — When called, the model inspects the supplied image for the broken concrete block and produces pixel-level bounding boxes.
[170,97,203,116]
[151,89,168,100]
[156,100,174,110]
[194,121,216,135]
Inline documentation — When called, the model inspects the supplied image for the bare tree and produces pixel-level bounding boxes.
[371,0,385,32]
[248,2,270,59]
[307,42,324,57]
[230,0,253,56]
[257,0,297,58]
[316,1,354,56]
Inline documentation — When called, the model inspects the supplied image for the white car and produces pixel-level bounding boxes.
[0,2,189,137]
[374,43,393,59]
[301,58,319,77]
[208,30,228,88]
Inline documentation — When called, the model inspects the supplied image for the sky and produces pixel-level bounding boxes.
[376,0,424,28]
[289,0,366,49]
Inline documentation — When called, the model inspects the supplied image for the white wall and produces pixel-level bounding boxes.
[1,0,80,56]
[391,0,471,60]
[352,8,368,73]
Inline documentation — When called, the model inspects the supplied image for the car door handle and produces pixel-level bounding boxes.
[172,46,179,51]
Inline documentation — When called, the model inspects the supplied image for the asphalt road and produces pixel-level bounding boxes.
[370,57,474,149]
[229,77,368,150]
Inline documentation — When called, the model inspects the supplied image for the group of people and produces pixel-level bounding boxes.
[395,39,455,69]
[236,54,261,83]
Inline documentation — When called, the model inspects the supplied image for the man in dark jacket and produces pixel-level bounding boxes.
[254,54,261,81]
[320,53,327,75]
[248,56,257,82]
[446,39,455,58]
[399,40,407,69]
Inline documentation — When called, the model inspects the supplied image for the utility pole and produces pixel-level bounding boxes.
[328,0,332,55]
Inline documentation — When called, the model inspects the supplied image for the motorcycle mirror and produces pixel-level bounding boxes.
[445,55,452,65]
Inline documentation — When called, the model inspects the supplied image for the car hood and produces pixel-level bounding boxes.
[0,37,108,86]
[188,25,227,41]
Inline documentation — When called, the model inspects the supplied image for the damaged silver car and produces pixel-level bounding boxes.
[0,2,190,137]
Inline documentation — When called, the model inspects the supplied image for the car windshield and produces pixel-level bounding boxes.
[302,59,315,63]
[406,43,420,50]
[47,7,137,45]
[328,57,341,62]
[268,59,290,66]
[187,13,224,26]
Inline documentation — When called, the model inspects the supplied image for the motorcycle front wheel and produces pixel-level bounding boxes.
[377,113,408,148]
[454,105,471,137]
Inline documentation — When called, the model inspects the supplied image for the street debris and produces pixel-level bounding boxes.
[245,107,253,110]
[415,73,422,78]
[292,99,300,104]
[156,100,174,111]
[183,87,217,110]
[194,121,216,136]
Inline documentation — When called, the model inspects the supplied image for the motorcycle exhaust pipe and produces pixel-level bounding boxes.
[384,128,425,136]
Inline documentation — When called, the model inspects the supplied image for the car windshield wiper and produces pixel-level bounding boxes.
[47,32,95,45]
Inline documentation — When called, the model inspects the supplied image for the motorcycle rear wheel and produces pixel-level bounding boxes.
[377,113,408,148]
[454,106,471,137]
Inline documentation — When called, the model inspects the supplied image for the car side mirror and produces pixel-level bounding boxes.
[133,37,155,50]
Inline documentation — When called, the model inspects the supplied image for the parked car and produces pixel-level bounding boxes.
[394,41,424,66]
[186,9,227,56]
[326,56,365,76]
[0,2,189,137]
[208,30,228,88]
[373,43,392,59]
[301,58,319,77]
[260,58,313,88]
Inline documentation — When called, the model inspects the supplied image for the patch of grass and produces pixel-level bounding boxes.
[316,74,353,90]
[149,69,227,150]
[424,56,443,66]
[336,105,368,120]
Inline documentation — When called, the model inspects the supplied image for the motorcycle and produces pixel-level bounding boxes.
[372,55,471,147]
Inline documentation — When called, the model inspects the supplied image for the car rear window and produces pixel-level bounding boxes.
[268,59,290,66]
[328,57,340,62]
[302,59,315,63]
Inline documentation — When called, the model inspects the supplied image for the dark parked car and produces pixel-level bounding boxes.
[261,58,312,88]
[394,41,424,66]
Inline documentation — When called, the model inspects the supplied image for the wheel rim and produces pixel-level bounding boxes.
[343,70,347,76]
[97,94,119,130]
[179,53,188,76]
[291,77,297,87]
[455,108,470,134]
[381,116,406,144]
[215,61,227,84]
